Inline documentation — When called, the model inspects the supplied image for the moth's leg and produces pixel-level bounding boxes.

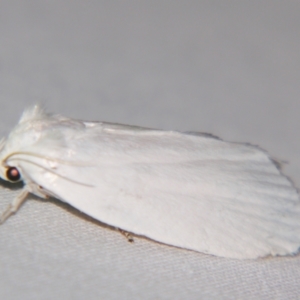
[118,229,134,243]
[0,189,29,224]
[26,183,50,199]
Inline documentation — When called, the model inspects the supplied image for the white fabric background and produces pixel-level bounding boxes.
[0,1,300,299]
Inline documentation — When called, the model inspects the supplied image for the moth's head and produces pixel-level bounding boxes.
[0,105,80,184]
[0,106,44,184]
[0,138,23,183]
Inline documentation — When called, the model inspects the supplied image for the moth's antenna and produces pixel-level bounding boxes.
[4,151,92,167]
[7,156,94,187]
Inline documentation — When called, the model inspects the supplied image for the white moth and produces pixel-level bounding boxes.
[0,106,300,259]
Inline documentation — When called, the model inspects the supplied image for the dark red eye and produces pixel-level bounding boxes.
[6,167,21,182]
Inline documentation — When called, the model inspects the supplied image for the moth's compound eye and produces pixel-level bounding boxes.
[6,167,21,182]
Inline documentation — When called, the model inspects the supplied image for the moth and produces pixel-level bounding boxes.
[0,105,300,259]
